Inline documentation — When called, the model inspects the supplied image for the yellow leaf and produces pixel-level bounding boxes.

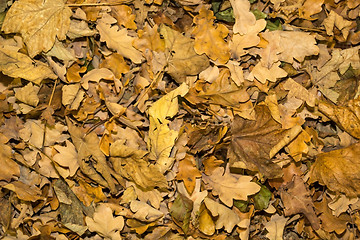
[0,133,19,182]
[159,24,209,83]
[1,0,72,57]
[53,140,80,177]
[286,130,311,162]
[176,154,202,194]
[309,143,360,197]
[0,45,57,85]
[198,203,215,236]
[130,200,164,222]
[323,10,352,39]
[192,8,230,64]
[202,167,260,207]
[111,5,137,30]
[14,83,39,107]
[299,0,324,20]
[247,61,288,84]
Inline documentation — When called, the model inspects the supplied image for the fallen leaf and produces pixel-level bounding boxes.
[176,154,202,194]
[192,7,230,64]
[170,194,193,234]
[159,24,209,83]
[202,167,260,207]
[3,181,43,202]
[279,175,320,230]
[323,10,352,39]
[1,0,72,57]
[0,133,19,182]
[247,61,288,84]
[229,0,256,35]
[130,200,164,222]
[309,142,360,197]
[111,5,137,29]
[14,83,39,107]
[53,140,79,178]
[264,214,288,240]
[85,204,124,240]
[204,197,240,233]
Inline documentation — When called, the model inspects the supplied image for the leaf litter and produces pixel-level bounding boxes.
[0,0,360,239]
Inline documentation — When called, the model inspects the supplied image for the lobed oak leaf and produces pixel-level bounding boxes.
[192,7,230,64]
[264,214,288,240]
[3,181,43,202]
[202,167,260,207]
[322,10,352,39]
[130,200,164,222]
[110,5,137,30]
[283,78,317,108]
[1,0,72,57]
[279,175,320,230]
[299,0,324,20]
[309,143,360,197]
[85,204,124,240]
[97,15,143,64]
[247,61,288,84]
[203,197,240,233]
[159,24,209,83]
[229,0,256,35]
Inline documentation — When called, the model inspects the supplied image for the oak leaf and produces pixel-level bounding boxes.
[1,0,72,57]
[192,7,230,64]
[97,15,143,64]
[309,143,360,197]
[3,181,43,202]
[159,24,209,83]
[247,61,288,84]
[0,133,19,182]
[279,175,320,230]
[299,0,324,20]
[14,83,40,107]
[323,10,352,39]
[204,197,240,233]
[85,204,124,240]
[229,0,256,35]
[202,167,260,207]
[130,200,164,222]
[111,5,137,30]
[53,140,80,178]
[264,214,288,240]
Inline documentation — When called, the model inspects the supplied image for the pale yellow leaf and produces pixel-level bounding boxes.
[264,214,288,240]
[1,0,72,57]
[14,83,39,107]
[130,200,164,222]
[248,61,288,84]
[53,140,80,177]
[230,0,256,35]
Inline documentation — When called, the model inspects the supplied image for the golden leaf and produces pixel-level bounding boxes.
[192,8,230,64]
[1,0,72,57]
[176,155,202,195]
[0,133,19,182]
[309,143,360,197]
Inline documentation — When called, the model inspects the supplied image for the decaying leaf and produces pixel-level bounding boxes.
[309,143,360,197]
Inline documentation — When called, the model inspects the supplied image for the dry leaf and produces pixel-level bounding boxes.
[130,200,164,222]
[309,143,360,197]
[264,214,288,240]
[202,167,260,207]
[0,133,19,182]
[85,204,124,240]
[230,0,256,35]
[14,83,39,107]
[323,10,353,39]
[192,7,230,64]
[2,0,72,57]
[53,140,80,178]
[176,154,202,194]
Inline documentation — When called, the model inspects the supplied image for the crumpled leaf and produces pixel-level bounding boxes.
[309,142,360,197]
[323,10,352,39]
[0,45,57,85]
[14,83,39,107]
[318,99,360,139]
[3,181,44,202]
[130,200,164,222]
[204,197,240,233]
[1,0,72,57]
[97,14,143,64]
[67,119,117,193]
[85,204,124,240]
[202,167,260,207]
[228,105,301,178]
[109,140,168,191]
[279,175,320,230]
[159,24,209,83]
[192,7,230,64]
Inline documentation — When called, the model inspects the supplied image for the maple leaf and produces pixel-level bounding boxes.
[192,7,230,64]
[228,105,301,178]
[159,24,209,83]
[96,14,143,64]
[279,175,320,230]
[202,167,260,207]
[309,143,360,197]
[85,204,124,240]
[1,0,72,57]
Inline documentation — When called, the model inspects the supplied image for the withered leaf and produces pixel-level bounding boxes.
[279,175,320,230]
[309,143,360,197]
[228,105,297,178]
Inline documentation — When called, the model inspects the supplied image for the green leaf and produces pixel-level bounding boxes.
[266,19,282,31]
[252,9,267,20]
[253,184,272,210]
[234,199,248,212]
[215,8,235,23]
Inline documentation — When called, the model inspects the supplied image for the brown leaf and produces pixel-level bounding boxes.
[176,155,201,195]
[228,105,298,178]
[279,175,320,230]
[309,143,360,197]
[0,133,19,182]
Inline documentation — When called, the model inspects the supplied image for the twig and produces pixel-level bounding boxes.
[66,0,133,7]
